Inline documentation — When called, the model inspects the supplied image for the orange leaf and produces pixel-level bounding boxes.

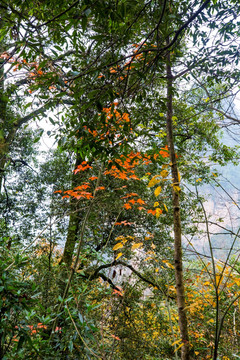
[159,145,169,158]
[129,174,140,180]
[72,191,93,199]
[121,193,139,199]
[136,198,145,205]
[112,288,124,296]
[74,162,92,174]
[74,184,90,190]
[96,186,105,191]
[111,334,121,341]
[147,209,156,215]
[115,221,133,226]
[128,199,135,204]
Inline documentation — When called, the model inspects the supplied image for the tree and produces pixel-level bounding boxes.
[1,1,240,359]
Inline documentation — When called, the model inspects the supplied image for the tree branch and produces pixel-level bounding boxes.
[81,260,175,299]
[13,98,74,131]
[71,0,211,81]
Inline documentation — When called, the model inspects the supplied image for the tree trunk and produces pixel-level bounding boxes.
[166,51,190,360]
[0,54,7,193]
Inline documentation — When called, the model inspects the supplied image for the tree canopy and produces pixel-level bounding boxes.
[1,1,240,359]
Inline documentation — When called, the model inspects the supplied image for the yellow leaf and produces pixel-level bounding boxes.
[234,278,240,286]
[115,252,123,260]
[113,243,123,251]
[154,201,159,207]
[154,186,162,197]
[163,203,168,212]
[159,113,164,117]
[160,169,168,178]
[196,178,202,182]
[184,302,199,310]
[156,131,166,138]
[132,242,143,250]
[216,263,222,271]
[178,171,181,182]
[172,339,182,346]
[207,319,214,324]
[144,256,152,261]
[203,281,211,286]
[155,268,159,272]
[115,235,125,241]
[173,185,181,192]
[162,259,174,269]
[174,342,184,352]
[216,274,223,286]
[148,178,161,188]
[155,208,162,218]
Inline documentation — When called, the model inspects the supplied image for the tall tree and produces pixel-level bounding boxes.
[1,1,240,359]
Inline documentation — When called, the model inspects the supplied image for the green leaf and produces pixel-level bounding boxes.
[17,335,25,351]
[49,117,55,125]
[82,16,87,32]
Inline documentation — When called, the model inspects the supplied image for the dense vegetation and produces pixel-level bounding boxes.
[1,1,240,359]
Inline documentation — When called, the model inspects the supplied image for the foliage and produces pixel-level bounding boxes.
[1,1,240,359]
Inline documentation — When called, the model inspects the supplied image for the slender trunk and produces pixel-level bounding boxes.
[0,7,7,191]
[55,154,84,343]
[0,29,17,193]
[0,56,7,193]
[166,51,190,360]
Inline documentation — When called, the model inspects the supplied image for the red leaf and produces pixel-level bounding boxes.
[115,220,133,226]
[111,334,121,341]
[96,186,105,191]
